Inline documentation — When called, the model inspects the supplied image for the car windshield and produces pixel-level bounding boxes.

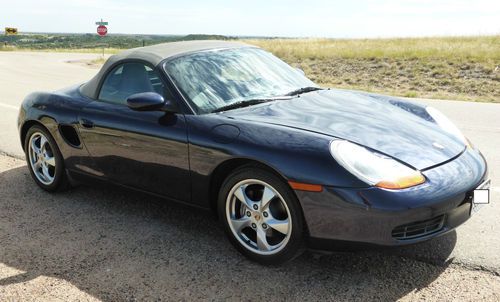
[164,47,317,114]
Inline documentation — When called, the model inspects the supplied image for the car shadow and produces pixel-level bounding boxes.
[0,165,457,301]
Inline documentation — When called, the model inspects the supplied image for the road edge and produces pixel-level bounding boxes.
[0,150,24,160]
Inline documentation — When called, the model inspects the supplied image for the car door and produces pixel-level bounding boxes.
[77,61,191,202]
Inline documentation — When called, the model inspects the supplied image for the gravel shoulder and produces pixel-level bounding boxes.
[1,155,499,301]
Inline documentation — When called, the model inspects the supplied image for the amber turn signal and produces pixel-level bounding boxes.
[288,181,323,192]
[375,173,426,189]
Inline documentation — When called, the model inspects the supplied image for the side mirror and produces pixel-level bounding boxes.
[126,92,177,113]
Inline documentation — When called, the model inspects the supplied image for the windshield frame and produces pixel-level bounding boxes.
[161,46,316,115]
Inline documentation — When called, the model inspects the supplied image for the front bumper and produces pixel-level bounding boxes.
[296,147,488,246]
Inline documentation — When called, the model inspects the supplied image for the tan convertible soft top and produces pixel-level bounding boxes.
[79,40,251,99]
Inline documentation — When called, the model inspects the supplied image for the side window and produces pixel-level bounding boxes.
[98,62,166,105]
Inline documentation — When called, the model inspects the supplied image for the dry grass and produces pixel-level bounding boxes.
[246,36,500,102]
[245,36,500,62]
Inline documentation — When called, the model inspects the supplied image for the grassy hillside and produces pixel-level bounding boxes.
[246,36,500,102]
[0,33,231,49]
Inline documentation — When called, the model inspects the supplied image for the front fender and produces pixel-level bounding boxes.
[186,114,367,207]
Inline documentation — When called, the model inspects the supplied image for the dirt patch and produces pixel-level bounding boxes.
[65,57,108,69]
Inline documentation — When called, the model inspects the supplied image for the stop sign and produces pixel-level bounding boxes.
[97,25,107,36]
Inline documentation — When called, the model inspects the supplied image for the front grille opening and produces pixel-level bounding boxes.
[392,215,445,240]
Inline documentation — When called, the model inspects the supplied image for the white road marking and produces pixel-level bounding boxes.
[0,103,19,111]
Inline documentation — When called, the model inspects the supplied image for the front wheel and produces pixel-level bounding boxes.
[218,167,305,265]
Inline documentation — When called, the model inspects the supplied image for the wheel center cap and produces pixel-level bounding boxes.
[254,213,261,221]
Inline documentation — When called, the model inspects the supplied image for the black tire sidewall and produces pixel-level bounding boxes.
[24,125,66,192]
[218,166,305,265]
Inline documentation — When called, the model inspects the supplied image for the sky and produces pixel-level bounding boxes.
[1,0,499,38]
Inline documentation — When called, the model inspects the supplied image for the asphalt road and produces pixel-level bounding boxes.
[0,51,499,300]
[0,52,101,157]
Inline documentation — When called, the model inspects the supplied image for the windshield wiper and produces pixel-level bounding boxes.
[212,97,286,113]
[285,86,324,96]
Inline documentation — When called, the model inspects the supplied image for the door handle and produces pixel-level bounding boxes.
[79,118,94,128]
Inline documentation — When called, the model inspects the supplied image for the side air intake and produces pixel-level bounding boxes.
[59,125,81,147]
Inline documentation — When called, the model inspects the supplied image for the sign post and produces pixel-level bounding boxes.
[95,19,108,57]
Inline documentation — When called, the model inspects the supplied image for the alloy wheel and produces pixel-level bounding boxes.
[28,132,56,185]
[226,179,292,255]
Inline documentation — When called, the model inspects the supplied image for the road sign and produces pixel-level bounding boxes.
[5,27,18,35]
[97,25,108,36]
[95,18,108,26]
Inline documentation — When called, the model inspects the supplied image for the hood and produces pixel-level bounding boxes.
[223,89,465,170]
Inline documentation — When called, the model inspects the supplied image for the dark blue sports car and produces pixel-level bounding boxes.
[18,41,490,264]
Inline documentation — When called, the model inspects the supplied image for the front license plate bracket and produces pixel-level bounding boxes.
[471,179,491,215]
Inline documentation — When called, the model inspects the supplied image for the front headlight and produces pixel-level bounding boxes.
[426,106,472,148]
[330,140,425,189]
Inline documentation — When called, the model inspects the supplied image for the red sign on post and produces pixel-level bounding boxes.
[97,25,107,36]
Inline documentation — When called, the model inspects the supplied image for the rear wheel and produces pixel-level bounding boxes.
[218,167,305,265]
[24,125,69,192]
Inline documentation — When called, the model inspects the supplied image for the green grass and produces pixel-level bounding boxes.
[0,45,121,54]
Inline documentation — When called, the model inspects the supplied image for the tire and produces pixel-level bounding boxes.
[24,125,70,192]
[218,166,305,265]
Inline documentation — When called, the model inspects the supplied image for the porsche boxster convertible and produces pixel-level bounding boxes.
[18,40,490,264]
